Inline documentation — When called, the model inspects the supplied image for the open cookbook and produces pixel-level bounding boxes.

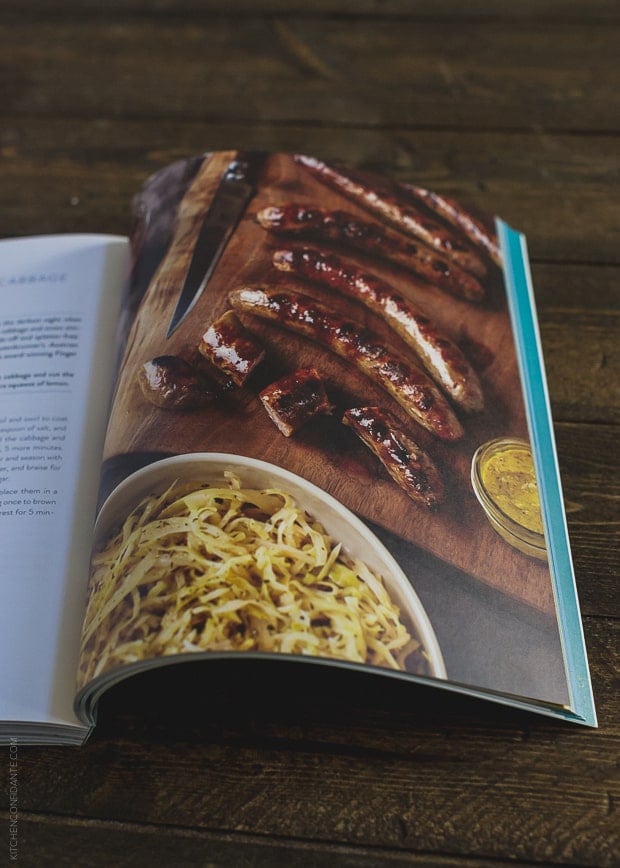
[0,151,597,744]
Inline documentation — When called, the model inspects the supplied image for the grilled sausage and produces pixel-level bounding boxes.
[229,286,463,441]
[199,309,266,386]
[256,203,484,302]
[343,406,444,510]
[273,247,483,412]
[294,154,487,277]
[259,368,334,436]
[402,185,502,267]
[273,246,483,411]
[139,356,217,410]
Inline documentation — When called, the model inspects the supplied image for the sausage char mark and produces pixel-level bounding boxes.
[229,286,463,441]
[402,185,502,267]
[199,309,266,387]
[343,406,444,510]
[259,368,334,437]
[274,247,483,412]
[257,203,484,303]
[139,356,217,410]
[294,155,487,278]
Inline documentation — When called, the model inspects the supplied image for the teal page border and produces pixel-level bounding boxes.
[496,219,597,727]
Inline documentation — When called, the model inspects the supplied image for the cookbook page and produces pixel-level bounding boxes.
[75,152,589,723]
[0,234,129,739]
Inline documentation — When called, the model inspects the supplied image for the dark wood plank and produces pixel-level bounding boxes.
[5,812,536,868]
[6,1,620,20]
[1,122,617,264]
[0,19,618,132]
[13,621,619,867]
[542,314,620,424]
[534,264,620,429]
[555,423,620,618]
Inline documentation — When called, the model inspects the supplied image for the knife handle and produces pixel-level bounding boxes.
[225,151,266,186]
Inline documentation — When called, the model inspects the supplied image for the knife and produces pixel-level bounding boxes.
[166,152,264,337]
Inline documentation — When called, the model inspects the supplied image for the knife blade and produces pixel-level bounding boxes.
[166,152,264,337]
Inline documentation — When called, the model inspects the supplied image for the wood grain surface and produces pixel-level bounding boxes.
[1,3,618,867]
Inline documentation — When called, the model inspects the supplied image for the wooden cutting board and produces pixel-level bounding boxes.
[103,151,556,615]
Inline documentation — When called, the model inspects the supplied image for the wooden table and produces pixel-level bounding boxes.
[2,2,618,865]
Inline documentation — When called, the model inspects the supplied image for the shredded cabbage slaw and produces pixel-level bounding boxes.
[78,473,424,687]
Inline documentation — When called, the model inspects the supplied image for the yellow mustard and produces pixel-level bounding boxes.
[480,443,544,535]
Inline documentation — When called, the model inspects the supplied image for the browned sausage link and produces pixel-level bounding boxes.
[257,204,484,303]
[343,406,444,510]
[139,356,217,410]
[199,309,266,387]
[402,185,502,267]
[229,287,463,441]
[259,368,334,437]
[273,247,483,412]
[294,154,487,278]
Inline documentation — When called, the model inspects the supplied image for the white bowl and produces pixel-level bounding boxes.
[94,452,446,679]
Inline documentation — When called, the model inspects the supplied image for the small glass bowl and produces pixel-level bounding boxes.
[471,437,548,561]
